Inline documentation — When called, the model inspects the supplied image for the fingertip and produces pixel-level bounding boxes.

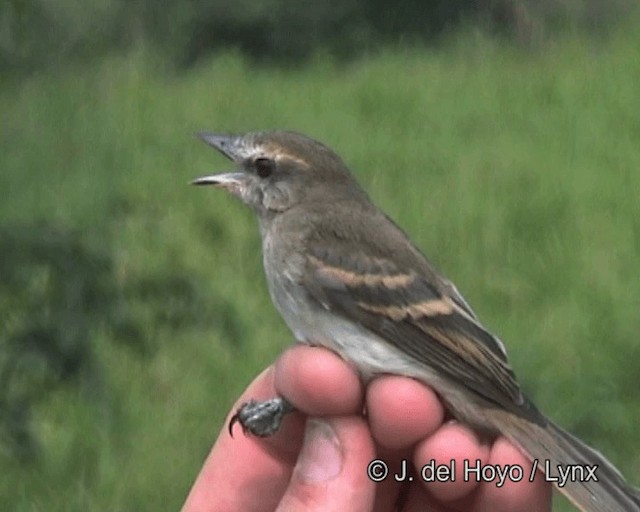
[274,345,363,416]
[367,375,444,449]
[414,422,490,503]
[472,437,552,511]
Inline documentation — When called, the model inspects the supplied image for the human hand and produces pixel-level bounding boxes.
[181,345,552,512]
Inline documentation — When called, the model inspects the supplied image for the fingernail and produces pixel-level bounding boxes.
[296,418,343,483]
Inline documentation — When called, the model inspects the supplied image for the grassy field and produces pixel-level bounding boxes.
[1,23,639,511]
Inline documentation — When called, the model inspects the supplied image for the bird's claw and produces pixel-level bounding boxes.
[228,397,295,438]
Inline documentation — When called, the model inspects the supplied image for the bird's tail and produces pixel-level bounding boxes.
[493,409,640,511]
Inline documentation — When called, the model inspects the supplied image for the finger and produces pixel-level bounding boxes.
[366,375,444,449]
[275,345,363,416]
[276,416,376,512]
[181,366,306,512]
[414,422,490,503]
[469,437,551,511]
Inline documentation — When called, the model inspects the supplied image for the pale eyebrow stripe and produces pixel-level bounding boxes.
[258,142,311,169]
[277,153,310,169]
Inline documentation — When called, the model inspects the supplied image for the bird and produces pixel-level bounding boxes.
[192,130,640,512]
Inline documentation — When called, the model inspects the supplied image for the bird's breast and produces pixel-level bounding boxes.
[261,229,434,381]
[260,226,492,426]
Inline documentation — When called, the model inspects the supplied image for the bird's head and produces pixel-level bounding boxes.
[192,131,365,217]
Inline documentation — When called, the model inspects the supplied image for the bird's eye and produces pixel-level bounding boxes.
[254,157,275,178]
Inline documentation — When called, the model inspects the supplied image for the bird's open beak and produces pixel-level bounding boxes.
[197,132,248,162]
[191,132,250,191]
[190,172,247,189]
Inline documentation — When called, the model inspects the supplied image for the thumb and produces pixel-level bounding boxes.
[276,417,376,512]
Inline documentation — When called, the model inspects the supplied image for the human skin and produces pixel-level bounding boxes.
[181,345,552,512]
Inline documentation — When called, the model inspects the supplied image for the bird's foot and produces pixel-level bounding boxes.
[229,397,295,437]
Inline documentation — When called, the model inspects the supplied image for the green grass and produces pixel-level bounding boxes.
[1,24,640,511]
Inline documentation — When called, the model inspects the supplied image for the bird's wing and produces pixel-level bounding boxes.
[302,235,540,422]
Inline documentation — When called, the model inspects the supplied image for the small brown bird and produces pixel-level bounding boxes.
[192,130,639,512]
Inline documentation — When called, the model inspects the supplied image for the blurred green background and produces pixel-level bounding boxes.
[1,1,639,510]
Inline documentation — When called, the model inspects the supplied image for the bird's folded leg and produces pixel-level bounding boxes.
[229,397,296,437]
